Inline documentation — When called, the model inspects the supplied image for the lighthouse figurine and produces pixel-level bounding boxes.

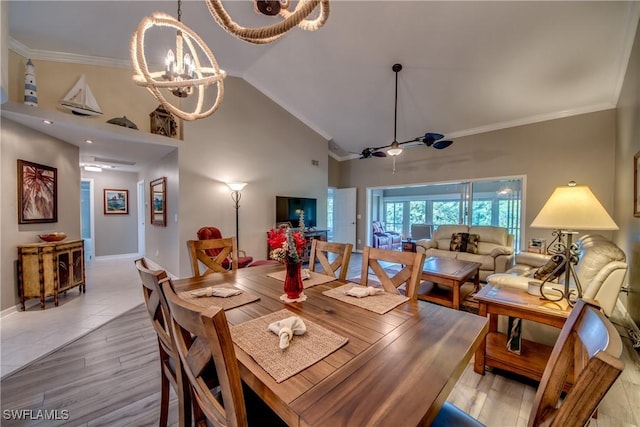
[24,59,38,106]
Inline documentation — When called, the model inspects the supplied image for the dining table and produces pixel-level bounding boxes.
[173,263,488,427]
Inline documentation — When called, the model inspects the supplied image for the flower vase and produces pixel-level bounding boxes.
[284,261,304,299]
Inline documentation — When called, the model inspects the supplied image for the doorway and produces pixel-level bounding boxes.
[80,179,95,261]
[330,187,357,248]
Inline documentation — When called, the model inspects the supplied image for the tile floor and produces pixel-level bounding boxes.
[0,255,143,378]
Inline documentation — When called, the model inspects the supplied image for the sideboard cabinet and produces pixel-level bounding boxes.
[17,239,86,310]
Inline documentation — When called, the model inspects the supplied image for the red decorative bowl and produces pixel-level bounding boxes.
[38,232,67,242]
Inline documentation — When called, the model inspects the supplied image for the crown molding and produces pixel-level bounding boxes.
[9,37,133,69]
[611,2,640,105]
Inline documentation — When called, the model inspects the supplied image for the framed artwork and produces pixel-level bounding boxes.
[17,159,57,224]
[635,151,640,217]
[150,177,167,226]
[104,189,129,214]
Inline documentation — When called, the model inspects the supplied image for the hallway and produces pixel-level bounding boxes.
[1,255,142,378]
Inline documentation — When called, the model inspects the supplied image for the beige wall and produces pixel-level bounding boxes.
[82,169,140,257]
[338,110,617,253]
[4,52,329,285]
[1,119,81,310]
[140,150,181,275]
[7,51,161,135]
[177,77,328,277]
[615,18,640,326]
[328,156,341,188]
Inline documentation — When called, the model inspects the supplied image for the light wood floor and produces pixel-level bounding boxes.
[1,254,638,426]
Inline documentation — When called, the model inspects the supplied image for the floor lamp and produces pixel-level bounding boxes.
[530,181,618,305]
[227,182,247,248]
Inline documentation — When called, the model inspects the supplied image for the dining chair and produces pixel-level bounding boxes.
[134,258,191,427]
[161,280,286,427]
[197,226,254,268]
[360,246,426,299]
[308,240,353,281]
[432,299,625,427]
[187,237,239,276]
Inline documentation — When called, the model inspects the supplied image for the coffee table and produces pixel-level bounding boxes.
[417,256,482,310]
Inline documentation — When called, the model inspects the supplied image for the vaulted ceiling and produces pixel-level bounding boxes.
[6,1,640,167]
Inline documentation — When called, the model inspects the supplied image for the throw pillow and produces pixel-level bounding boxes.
[533,255,566,281]
[449,233,480,254]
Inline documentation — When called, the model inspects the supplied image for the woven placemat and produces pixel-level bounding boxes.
[267,270,336,288]
[322,284,409,314]
[178,286,259,310]
[230,309,348,383]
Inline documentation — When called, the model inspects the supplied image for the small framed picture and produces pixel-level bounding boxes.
[104,189,129,215]
[17,159,57,224]
[150,177,167,226]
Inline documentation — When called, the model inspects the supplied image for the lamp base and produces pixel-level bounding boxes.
[539,230,582,307]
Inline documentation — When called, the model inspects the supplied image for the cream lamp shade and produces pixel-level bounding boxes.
[530,183,618,231]
[227,182,247,192]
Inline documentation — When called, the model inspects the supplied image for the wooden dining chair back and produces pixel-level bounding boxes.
[134,258,190,427]
[360,246,426,298]
[431,299,625,427]
[187,237,239,276]
[308,240,353,281]
[161,280,248,427]
[527,299,624,427]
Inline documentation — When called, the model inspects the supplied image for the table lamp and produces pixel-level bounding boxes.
[530,181,618,304]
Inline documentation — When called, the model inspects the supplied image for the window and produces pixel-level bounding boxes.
[384,202,403,234]
[374,177,523,248]
[432,201,460,225]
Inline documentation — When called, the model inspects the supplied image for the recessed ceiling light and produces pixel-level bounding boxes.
[42,119,53,125]
[85,139,93,144]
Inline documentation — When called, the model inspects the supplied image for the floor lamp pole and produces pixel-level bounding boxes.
[231,190,241,248]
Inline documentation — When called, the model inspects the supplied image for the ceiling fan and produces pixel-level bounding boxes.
[359,63,453,160]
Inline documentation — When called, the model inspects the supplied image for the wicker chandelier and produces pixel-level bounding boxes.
[130,0,330,122]
[206,0,330,44]
[130,0,226,121]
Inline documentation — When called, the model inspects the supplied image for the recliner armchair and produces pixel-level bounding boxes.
[196,227,254,269]
[372,221,402,250]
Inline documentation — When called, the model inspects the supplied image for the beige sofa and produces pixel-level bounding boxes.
[486,234,628,345]
[415,225,515,281]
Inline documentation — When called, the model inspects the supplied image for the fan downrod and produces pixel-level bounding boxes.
[392,63,402,73]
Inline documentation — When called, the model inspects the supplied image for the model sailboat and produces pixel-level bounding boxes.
[59,75,103,116]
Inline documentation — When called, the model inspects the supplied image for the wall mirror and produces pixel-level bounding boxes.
[150,177,167,226]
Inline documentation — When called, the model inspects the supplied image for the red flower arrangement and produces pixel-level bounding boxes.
[267,227,306,264]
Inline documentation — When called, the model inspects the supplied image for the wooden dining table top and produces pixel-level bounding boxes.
[173,263,489,427]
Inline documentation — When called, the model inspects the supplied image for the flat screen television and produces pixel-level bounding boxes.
[276,196,317,228]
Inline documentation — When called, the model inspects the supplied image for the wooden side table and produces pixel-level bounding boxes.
[473,284,572,384]
[401,239,416,252]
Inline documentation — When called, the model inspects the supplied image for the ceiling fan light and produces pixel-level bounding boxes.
[433,140,453,149]
[387,141,403,156]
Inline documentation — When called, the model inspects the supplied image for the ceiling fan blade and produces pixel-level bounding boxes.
[423,132,444,143]
[372,151,387,158]
[433,140,453,149]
